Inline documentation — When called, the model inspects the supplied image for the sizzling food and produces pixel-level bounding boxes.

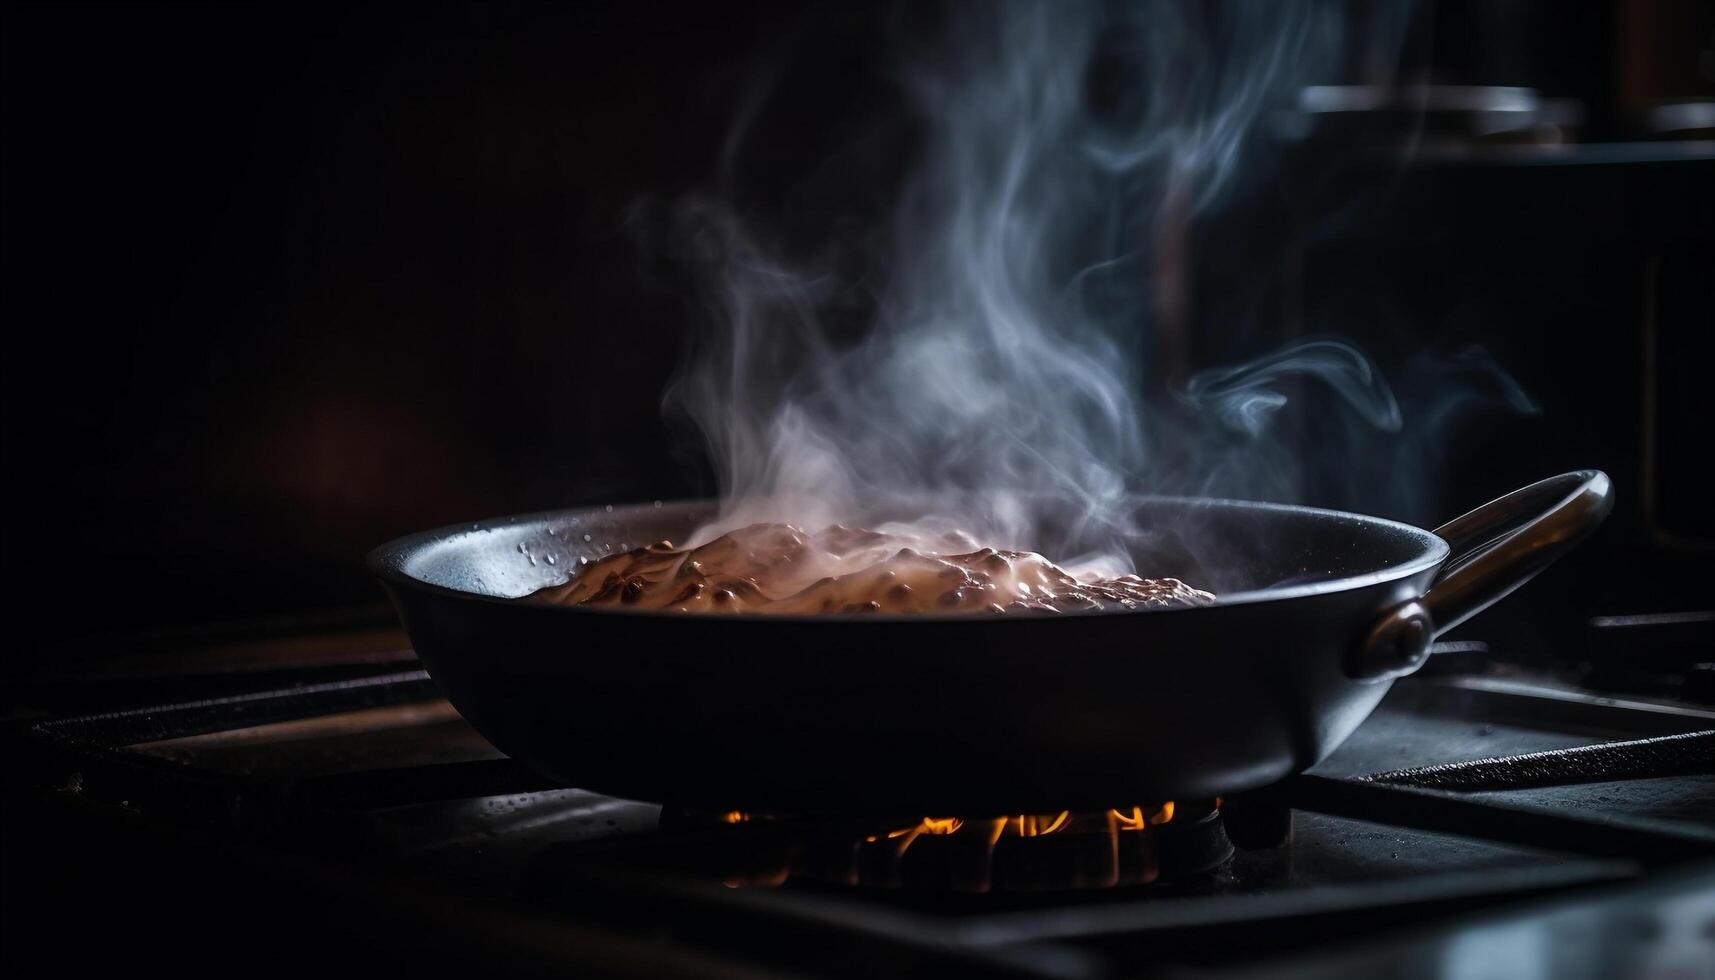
[528,523,1213,614]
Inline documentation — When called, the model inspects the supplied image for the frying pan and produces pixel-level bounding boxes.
[370,470,1611,814]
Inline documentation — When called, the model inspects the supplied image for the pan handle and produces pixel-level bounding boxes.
[1350,470,1614,682]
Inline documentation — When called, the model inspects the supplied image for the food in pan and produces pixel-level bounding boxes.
[528,522,1214,614]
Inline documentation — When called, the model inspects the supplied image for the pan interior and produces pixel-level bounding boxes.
[378,496,1446,607]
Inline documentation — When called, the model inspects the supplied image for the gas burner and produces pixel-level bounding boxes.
[636,800,1234,894]
[13,647,1715,978]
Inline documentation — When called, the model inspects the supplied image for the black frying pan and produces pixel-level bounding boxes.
[370,471,1611,814]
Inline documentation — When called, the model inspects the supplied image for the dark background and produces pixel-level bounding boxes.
[4,1,1712,674]
[4,3,787,652]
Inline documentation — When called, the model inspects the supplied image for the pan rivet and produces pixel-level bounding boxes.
[1397,616,1427,648]
[1354,601,1436,683]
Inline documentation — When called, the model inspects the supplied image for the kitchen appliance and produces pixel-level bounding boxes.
[8,595,1711,978]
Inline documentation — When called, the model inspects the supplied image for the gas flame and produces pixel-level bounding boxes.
[718,801,1188,891]
[886,815,963,839]
[1012,812,1070,837]
[866,802,1173,851]
[1108,801,1174,830]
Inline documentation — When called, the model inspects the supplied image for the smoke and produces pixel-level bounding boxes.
[1184,340,1401,439]
[649,0,1529,563]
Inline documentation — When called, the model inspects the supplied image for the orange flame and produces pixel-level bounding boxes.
[877,815,962,856]
[1011,811,1070,836]
[885,816,963,839]
[871,805,1172,845]
[1107,802,1174,830]
[718,802,1191,890]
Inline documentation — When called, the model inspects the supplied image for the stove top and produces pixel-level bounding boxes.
[5,626,1713,978]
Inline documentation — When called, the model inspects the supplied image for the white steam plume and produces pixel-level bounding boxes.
[652,0,1520,564]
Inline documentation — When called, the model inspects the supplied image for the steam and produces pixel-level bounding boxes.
[652,1,1529,562]
[1184,340,1401,438]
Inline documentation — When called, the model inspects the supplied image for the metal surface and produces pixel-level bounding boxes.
[1352,471,1615,681]
[1424,471,1614,637]
[1360,729,1715,790]
[1283,774,1715,866]
[369,474,1608,813]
